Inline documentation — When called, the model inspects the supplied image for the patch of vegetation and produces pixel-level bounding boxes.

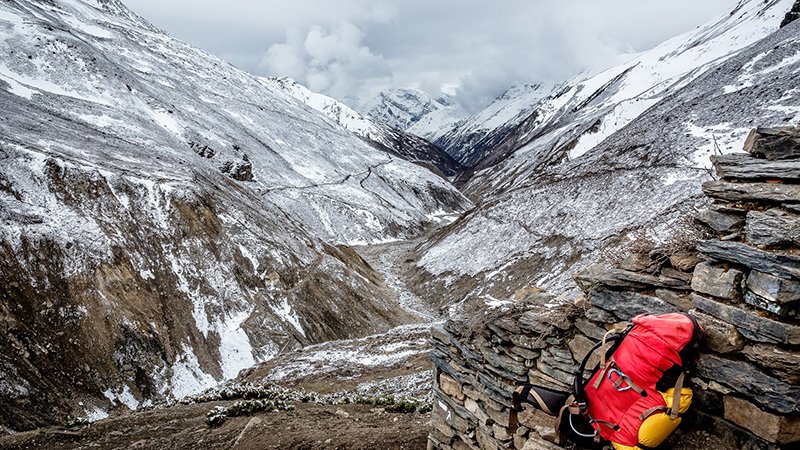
[200,383,432,427]
[206,399,294,427]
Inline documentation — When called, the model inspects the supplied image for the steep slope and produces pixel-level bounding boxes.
[446,0,796,177]
[434,83,556,167]
[412,0,800,307]
[0,0,470,430]
[263,77,462,176]
[364,88,466,141]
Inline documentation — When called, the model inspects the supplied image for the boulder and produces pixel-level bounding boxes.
[746,208,800,247]
[655,289,694,311]
[464,398,491,425]
[692,294,800,345]
[746,271,800,304]
[690,310,745,354]
[695,208,745,234]
[743,126,800,160]
[476,425,499,450]
[702,180,800,204]
[697,240,800,281]
[568,334,597,366]
[574,318,606,341]
[724,396,800,444]
[697,355,800,414]
[742,344,800,385]
[712,153,800,180]
[691,262,744,300]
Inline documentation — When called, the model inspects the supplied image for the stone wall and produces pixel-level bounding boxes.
[428,127,800,450]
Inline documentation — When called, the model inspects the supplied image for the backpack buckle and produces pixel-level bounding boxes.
[607,368,633,392]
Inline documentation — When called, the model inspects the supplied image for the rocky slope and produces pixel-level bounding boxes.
[364,88,466,141]
[262,77,462,176]
[412,0,800,307]
[0,0,470,431]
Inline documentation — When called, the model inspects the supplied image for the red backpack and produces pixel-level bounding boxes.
[511,313,705,450]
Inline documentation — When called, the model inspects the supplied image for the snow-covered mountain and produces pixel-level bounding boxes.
[0,0,470,430]
[411,0,800,307]
[434,83,556,167]
[364,88,466,141]
[263,77,462,176]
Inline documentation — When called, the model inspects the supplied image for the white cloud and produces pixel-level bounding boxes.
[126,0,737,112]
[260,21,392,106]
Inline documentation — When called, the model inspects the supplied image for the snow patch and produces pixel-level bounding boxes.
[84,406,109,422]
[271,297,305,338]
[102,384,140,410]
[215,308,256,379]
[569,97,662,159]
[168,344,217,399]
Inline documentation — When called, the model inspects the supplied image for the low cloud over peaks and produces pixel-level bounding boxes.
[260,21,392,107]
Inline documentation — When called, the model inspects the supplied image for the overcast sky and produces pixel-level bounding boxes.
[124,0,735,112]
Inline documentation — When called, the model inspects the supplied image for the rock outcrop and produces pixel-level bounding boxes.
[428,128,800,449]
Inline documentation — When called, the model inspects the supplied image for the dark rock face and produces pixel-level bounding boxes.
[782,0,800,27]
[697,355,800,415]
[745,209,800,247]
[697,240,800,281]
[702,181,800,204]
[691,262,744,300]
[743,126,800,160]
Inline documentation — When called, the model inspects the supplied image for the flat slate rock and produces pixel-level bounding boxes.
[745,209,800,247]
[692,294,800,345]
[743,126,800,160]
[575,265,689,291]
[691,262,744,300]
[696,207,745,233]
[697,240,800,281]
[702,180,800,204]
[712,153,800,180]
[742,344,800,385]
[589,287,676,320]
[697,354,800,414]
[746,270,800,304]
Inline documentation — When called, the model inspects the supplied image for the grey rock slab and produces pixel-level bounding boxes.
[742,344,800,385]
[588,287,677,320]
[712,153,800,180]
[745,209,800,247]
[692,294,800,345]
[691,262,744,300]
[746,270,800,304]
[697,240,800,281]
[743,290,793,316]
[743,126,800,160]
[697,354,800,414]
[690,310,746,353]
[575,266,689,291]
[696,207,746,233]
[702,180,800,204]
